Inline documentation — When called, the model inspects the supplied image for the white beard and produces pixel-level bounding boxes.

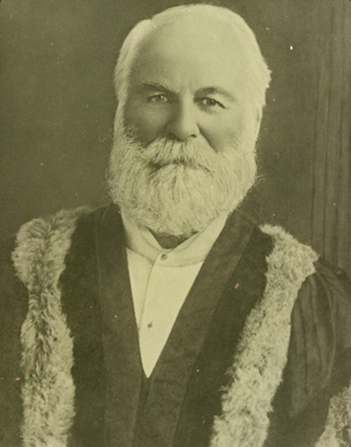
[107,125,257,237]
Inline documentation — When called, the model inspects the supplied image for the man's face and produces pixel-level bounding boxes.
[122,18,255,151]
[109,17,260,237]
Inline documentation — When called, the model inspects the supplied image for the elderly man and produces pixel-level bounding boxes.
[1,4,351,447]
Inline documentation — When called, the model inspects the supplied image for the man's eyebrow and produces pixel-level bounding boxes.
[136,82,237,102]
[196,87,237,102]
[137,81,178,94]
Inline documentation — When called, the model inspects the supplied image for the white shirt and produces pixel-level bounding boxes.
[121,211,228,377]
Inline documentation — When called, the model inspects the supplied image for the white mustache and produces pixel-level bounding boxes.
[137,136,236,173]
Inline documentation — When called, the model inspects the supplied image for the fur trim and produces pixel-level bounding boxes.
[13,213,321,447]
[210,225,318,447]
[315,384,351,447]
[12,207,91,447]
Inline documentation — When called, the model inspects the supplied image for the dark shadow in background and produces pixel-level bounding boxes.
[0,0,350,274]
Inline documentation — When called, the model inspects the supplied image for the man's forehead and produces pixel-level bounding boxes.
[128,15,248,93]
[137,14,241,57]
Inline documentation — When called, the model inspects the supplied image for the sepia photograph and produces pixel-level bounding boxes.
[0,1,350,446]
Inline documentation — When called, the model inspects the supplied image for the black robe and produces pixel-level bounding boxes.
[1,203,351,447]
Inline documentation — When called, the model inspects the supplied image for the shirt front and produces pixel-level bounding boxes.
[121,211,228,377]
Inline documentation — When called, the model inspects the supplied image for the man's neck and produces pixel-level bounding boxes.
[150,231,194,249]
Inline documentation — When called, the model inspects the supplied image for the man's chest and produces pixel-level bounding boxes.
[59,210,269,446]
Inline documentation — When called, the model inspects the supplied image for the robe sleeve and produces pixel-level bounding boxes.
[313,260,351,447]
[0,236,29,447]
[265,259,351,447]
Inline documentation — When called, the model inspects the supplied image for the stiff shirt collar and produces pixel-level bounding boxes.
[121,210,229,267]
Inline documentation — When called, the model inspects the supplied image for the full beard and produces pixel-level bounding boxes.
[107,125,257,237]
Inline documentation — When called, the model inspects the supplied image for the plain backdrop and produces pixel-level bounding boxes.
[1,0,350,275]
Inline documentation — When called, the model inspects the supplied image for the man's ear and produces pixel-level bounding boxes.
[114,104,124,134]
[252,107,263,140]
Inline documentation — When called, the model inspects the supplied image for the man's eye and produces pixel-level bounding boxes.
[148,94,168,103]
[200,98,225,109]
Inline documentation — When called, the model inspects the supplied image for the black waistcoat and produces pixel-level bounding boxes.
[60,204,273,447]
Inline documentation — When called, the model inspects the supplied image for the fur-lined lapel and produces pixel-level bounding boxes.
[14,212,331,447]
[12,207,91,447]
[210,224,318,447]
[315,385,351,447]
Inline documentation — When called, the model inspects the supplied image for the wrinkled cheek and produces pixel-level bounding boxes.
[200,112,248,153]
[203,128,241,153]
[123,104,167,146]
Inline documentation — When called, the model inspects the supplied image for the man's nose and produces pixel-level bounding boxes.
[166,102,199,141]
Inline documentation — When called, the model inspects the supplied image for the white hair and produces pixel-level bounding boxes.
[114,4,271,112]
[109,4,271,235]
